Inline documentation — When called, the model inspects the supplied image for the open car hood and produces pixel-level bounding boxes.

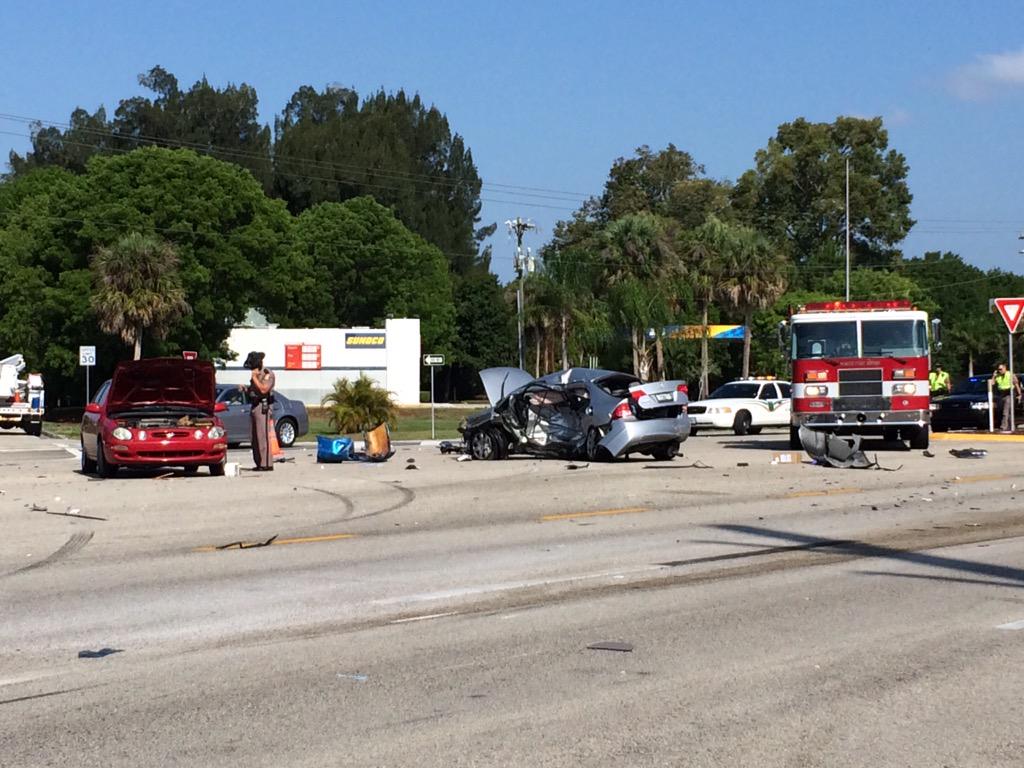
[107,358,217,414]
[479,367,536,406]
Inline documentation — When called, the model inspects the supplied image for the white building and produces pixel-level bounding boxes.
[217,317,421,406]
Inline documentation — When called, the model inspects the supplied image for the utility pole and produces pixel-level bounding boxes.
[506,217,537,370]
[845,156,851,302]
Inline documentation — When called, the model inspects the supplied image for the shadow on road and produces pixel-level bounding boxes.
[709,523,1024,589]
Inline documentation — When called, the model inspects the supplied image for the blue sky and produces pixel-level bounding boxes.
[2,0,1023,283]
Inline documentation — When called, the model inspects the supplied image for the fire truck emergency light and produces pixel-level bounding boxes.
[801,300,913,312]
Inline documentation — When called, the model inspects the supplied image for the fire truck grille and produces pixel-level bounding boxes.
[838,369,883,397]
[832,397,891,412]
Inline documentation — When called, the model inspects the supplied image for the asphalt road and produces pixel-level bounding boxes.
[2,429,1024,766]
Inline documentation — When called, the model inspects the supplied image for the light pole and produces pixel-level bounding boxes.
[506,217,536,370]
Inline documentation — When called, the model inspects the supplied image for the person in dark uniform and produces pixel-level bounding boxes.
[242,351,276,470]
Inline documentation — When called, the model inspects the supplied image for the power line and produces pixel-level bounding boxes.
[0,128,580,216]
[0,112,593,203]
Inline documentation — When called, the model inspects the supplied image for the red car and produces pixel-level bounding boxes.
[80,358,228,477]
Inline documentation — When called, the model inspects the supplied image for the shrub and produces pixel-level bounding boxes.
[320,375,397,434]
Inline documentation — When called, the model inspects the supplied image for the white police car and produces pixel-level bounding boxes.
[687,378,792,435]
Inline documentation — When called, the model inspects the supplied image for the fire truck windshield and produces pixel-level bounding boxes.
[861,320,928,357]
[792,319,927,359]
[792,321,857,359]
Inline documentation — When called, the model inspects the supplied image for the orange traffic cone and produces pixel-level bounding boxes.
[269,419,284,461]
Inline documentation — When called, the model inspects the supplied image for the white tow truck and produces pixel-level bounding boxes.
[0,354,45,437]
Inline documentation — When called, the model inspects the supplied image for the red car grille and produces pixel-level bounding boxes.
[150,429,197,439]
[136,450,206,459]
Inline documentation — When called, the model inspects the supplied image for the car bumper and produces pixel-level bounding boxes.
[793,409,929,431]
[105,441,227,467]
[688,414,735,429]
[600,416,691,457]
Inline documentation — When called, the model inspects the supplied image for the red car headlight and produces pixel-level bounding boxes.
[207,426,225,440]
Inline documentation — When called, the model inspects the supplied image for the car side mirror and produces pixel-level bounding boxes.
[931,318,942,351]
[215,402,228,412]
[85,402,101,414]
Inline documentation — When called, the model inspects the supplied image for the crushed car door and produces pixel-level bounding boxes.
[515,383,589,455]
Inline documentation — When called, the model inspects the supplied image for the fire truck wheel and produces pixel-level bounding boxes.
[908,425,930,450]
[789,426,802,450]
[25,422,42,437]
[732,411,752,436]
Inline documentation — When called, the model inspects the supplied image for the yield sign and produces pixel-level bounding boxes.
[994,298,1024,333]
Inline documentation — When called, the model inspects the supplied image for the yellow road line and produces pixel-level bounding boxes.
[783,487,861,499]
[951,474,1014,484]
[540,506,649,522]
[932,432,1024,443]
[195,532,357,553]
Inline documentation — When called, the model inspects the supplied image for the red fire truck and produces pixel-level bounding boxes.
[785,300,939,450]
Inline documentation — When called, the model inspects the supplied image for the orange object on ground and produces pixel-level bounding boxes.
[269,419,284,460]
[363,423,394,461]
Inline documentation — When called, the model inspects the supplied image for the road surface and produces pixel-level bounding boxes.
[2,430,1023,766]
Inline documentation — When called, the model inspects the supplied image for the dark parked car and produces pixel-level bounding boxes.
[461,367,690,461]
[81,359,228,477]
[931,375,1022,431]
[214,384,309,447]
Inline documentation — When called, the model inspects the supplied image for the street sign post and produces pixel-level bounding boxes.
[79,345,96,405]
[991,298,1024,432]
[423,354,445,439]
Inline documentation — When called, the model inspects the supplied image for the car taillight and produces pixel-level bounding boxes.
[630,389,646,401]
[611,401,634,421]
[676,383,688,395]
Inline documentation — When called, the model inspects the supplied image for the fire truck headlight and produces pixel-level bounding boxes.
[804,385,827,397]
[892,383,917,395]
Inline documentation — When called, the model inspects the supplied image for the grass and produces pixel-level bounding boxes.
[301,406,470,442]
[45,405,479,443]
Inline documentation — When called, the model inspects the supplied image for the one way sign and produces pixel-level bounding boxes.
[993,297,1024,333]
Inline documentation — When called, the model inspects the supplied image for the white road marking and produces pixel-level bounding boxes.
[996,619,1024,630]
[390,611,460,624]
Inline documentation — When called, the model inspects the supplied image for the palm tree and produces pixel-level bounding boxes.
[90,232,190,360]
[719,228,790,378]
[321,375,397,434]
[602,213,677,379]
[680,217,734,398]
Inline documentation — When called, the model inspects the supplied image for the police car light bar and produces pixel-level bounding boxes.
[800,300,913,312]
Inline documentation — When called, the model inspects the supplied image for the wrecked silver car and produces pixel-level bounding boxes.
[460,367,690,461]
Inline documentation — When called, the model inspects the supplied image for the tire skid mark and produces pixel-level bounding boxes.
[304,482,415,525]
[301,487,356,527]
[10,531,93,576]
[344,483,416,521]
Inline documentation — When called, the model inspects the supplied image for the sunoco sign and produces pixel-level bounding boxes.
[345,333,386,349]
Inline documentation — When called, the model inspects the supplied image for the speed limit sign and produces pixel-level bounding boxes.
[79,346,96,367]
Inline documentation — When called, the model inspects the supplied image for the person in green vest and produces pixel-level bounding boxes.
[991,363,1021,432]
[928,365,951,396]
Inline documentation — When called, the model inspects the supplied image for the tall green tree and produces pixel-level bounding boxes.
[732,116,913,273]
[274,85,490,271]
[91,233,190,360]
[602,213,678,379]
[77,147,296,357]
[718,228,790,378]
[680,217,737,398]
[10,66,273,190]
[289,197,456,354]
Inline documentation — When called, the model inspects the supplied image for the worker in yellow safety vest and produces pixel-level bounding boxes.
[928,365,951,395]
[991,363,1022,432]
